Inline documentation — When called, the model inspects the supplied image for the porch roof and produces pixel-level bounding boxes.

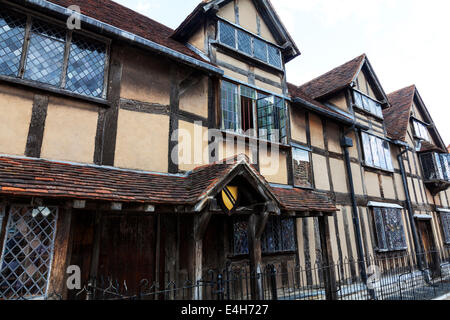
[0,155,337,214]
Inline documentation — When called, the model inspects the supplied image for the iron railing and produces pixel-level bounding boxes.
[12,248,450,301]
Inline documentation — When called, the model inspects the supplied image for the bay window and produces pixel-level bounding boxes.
[361,132,394,171]
[353,90,383,118]
[420,152,450,182]
[372,207,407,252]
[0,7,108,99]
[218,20,282,69]
[220,80,288,143]
[292,147,313,188]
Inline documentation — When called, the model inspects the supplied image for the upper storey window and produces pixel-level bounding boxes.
[361,132,394,172]
[353,90,383,119]
[218,20,282,69]
[412,119,430,141]
[220,80,287,144]
[0,8,108,99]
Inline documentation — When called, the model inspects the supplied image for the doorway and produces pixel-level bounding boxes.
[417,219,440,277]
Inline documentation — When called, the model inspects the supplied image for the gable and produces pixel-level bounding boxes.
[217,0,277,44]
[353,62,386,103]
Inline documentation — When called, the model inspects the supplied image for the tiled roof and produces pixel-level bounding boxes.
[418,141,447,154]
[45,0,211,65]
[384,85,416,141]
[0,156,337,213]
[299,54,366,99]
[287,82,354,122]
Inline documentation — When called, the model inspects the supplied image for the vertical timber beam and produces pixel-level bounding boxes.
[89,210,103,287]
[318,215,338,301]
[48,207,73,299]
[26,94,48,158]
[193,207,213,300]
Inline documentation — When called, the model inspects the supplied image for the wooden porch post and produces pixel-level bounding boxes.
[193,208,212,300]
[318,214,338,300]
[248,202,275,300]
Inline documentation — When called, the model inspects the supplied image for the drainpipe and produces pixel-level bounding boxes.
[341,125,374,297]
[397,146,426,271]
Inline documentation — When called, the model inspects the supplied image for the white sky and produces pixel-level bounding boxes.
[113,0,450,147]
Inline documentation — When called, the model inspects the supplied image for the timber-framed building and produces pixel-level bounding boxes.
[0,0,448,300]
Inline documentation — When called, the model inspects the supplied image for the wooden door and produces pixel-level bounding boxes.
[417,220,440,277]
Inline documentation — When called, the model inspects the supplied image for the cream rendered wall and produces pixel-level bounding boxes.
[330,158,348,193]
[114,110,170,172]
[0,84,33,156]
[312,154,329,190]
[179,76,209,119]
[352,163,364,196]
[217,0,236,22]
[41,97,98,164]
[259,149,288,185]
[365,172,381,198]
[289,108,307,144]
[189,26,205,53]
[178,121,209,172]
[309,113,324,149]
[120,48,171,106]
[327,122,342,154]
[327,92,348,112]
[381,175,396,200]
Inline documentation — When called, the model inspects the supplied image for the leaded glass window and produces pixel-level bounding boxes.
[0,9,26,77]
[268,45,281,69]
[221,81,240,132]
[219,21,236,48]
[0,6,108,98]
[440,212,450,245]
[257,94,287,143]
[237,29,252,56]
[413,120,430,141]
[24,19,66,86]
[232,217,296,255]
[217,20,282,69]
[373,207,407,252]
[361,132,394,171]
[253,38,267,62]
[66,34,106,97]
[353,90,383,119]
[0,206,58,300]
[292,147,312,188]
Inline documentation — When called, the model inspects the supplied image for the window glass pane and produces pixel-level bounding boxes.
[233,220,249,255]
[354,91,364,109]
[65,34,106,97]
[420,123,429,141]
[237,29,252,55]
[383,140,394,171]
[292,148,312,188]
[219,21,236,48]
[377,138,387,170]
[24,19,66,86]
[362,95,371,112]
[370,135,381,167]
[253,38,267,62]
[373,208,388,250]
[435,153,444,180]
[257,93,272,141]
[276,98,287,143]
[420,153,436,180]
[375,103,383,119]
[0,10,26,77]
[384,208,407,251]
[362,133,373,166]
[281,219,296,251]
[268,45,281,68]
[221,81,239,131]
[441,212,450,244]
[240,86,255,133]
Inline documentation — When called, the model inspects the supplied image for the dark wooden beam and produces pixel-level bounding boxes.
[25,94,48,158]
[318,215,338,300]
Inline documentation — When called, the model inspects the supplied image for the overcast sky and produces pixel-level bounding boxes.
[113,0,450,146]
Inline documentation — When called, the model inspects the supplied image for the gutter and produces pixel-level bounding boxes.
[292,97,369,131]
[23,0,224,76]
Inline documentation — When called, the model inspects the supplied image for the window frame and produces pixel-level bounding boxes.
[439,211,450,245]
[291,145,314,189]
[371,207,408,252]
[412,118,430,142]
[0,4,110,101]
[220,79,288,144]
[353,89,384,119]
[217,19,283,71]
[361,132,394,172]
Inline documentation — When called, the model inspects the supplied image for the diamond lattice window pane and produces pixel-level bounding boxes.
[268,45,281,68]
[219,21,236,48]
[24,19,66,86]
[0,206,58,300]
[65,34,106,97]
[0,9,26,77]
[237,29,252,56]
[253,38,267,62]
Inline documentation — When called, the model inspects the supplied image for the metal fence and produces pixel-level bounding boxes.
[40,247,450,301]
